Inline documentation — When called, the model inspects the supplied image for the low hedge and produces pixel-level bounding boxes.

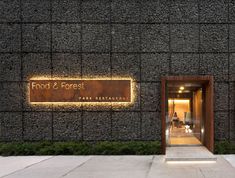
[2,140,233,156]
[0,141,161,156]
[214,141,235,154]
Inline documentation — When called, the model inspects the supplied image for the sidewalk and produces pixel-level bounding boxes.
[0,155,234,178]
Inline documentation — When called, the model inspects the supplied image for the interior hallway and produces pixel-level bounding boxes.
[169,127,201,145]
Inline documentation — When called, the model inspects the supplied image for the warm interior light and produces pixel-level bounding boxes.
[178,90,182,93]
[168,99,190,104]
[166,160,216,164]
[201,128,204,134]
[180,86,184,90]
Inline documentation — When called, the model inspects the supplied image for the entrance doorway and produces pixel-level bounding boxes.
[161,76,214,154]
[167,86,203,146]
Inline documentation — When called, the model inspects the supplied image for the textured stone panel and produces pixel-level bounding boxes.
[0,24,20,52]
[83,112,111,140]
[141,24,169,52]
[22,53,51,80]
[141,83,161,111]
[112,53,140,81]
[82,0,110,22]
[0,54,21,81]
[22,0,51,22]
[112,112,141,140]
[0,83,22,111]
[0,117,1,140]
[52,53,81,78]
[141,53,169,81]
[230,25,235,52]
[112,82,140,111]
[82,53,110,77]
[23,112,52,140]
[214,112,229,140]
[0,0,20,22]
[170,0,198,22]
[52,0,81,22]
[230,111,235,141]
[111,0,140,22]
[53,112,82,141]
[200,0,228,23]
[140,0,168,22]
[53,105,82,112]
[230,53,235,81]
[171,24,199,52]
[141,112,161,140]
[82,104,111,112]
[112,25,140,52]
[22,82,52,112]
[82,24,110,52]
[171,53,199,75]
[200,25,228,52]
[0,112,22,141]
[199,54,228,81]
[22,24,51,52]
[230,0,235,22]
[1,0,234,144]
[52,24,81,52]
[229,82,235,111]
[214,82,229,111]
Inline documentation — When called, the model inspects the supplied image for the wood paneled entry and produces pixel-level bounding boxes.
[161,76,214,154]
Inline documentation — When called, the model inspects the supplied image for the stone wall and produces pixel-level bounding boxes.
[0,0,234,142]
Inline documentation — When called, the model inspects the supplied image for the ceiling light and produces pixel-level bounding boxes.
[180,86,184,90]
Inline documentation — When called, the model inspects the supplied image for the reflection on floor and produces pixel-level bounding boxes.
[170,136,201,145]
[169,127,201,145]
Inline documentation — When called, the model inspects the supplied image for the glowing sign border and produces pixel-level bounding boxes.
[28,76,135,106]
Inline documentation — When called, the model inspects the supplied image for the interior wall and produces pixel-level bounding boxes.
[168,99,190,122]
[168,100,174,119]
[193,89,202,140]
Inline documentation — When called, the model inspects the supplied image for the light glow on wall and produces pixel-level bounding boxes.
[168,99,190,104]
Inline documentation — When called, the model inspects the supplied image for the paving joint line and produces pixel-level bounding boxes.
[60,156,93,178]
[0,156,55,178]
[145,156,155,178]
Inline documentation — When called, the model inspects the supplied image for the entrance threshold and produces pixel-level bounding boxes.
[169,144,202,147]
[165,146,217,162]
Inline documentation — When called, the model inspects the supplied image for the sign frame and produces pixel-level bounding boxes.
[28,77,134,105]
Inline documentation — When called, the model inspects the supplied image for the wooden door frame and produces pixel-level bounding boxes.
[161,76,214,154]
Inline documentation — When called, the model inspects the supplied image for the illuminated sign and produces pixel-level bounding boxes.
[29,78,132,104]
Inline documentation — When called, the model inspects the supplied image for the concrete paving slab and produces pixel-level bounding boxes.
[2,156,92,178]
[165,146,217,161]
[148,156,203,178]
[0,155,234,178]
[0,156,52,178]
[63,156,153,178]
[148,155,235,178]
[223,155,235,168]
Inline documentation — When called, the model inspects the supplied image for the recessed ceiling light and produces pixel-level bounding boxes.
[180,86,184,90]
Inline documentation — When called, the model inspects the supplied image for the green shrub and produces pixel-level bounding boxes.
[91,141,161,155]
[0,141,161,156]
[214,141,235,154]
